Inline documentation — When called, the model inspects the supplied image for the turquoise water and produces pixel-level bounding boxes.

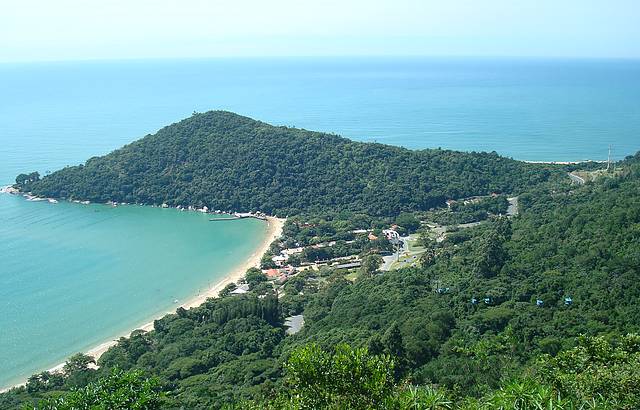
[1,57,639,388]
[0,194,267,388]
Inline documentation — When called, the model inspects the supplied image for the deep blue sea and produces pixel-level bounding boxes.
[0,57,639,388]
[2,57,639,186]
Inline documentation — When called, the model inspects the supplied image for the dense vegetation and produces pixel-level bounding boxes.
[17,111,558,216]
[3,112,638,408]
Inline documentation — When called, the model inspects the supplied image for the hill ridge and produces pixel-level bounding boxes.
[20,111,556,216]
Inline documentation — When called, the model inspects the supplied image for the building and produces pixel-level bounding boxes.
[334,261,362,269]
[231,283,250,295]
[264,268,280,278]
[383,229,400,240]
[351,229,370,234]
[271,254,287,266]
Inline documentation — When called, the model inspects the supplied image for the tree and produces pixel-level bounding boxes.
[361,254,383,277]
[245,268,267,290]
[383,323,406,363]
[36,368,162,410]
[63,353,95,376]
[26,371,63,393]
[219,282,237,297]
[472,230,505,278]
[537,334,640,407]
[282,344,396,409]
[395,213,420,233]
[15,171,40,187]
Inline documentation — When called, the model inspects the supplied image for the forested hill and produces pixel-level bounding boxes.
[20,111,555,216]
[3,154,638,409]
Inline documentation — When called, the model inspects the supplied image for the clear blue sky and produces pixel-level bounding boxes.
[2,0,639,62]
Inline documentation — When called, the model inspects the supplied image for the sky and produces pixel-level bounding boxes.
[1,0,639,62]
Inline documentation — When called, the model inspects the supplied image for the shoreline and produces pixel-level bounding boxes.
[0,215,284,393]
[522,159,607,165]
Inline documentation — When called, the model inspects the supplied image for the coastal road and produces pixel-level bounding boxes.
[568,172,585,185]
[284,315,304,335]
[507,197,518,216]
[380,237,408,271]
[380,253,396,271]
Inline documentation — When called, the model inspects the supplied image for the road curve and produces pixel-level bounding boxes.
[568,172,585,185]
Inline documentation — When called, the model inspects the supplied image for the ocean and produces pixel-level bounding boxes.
[0,57,639,388]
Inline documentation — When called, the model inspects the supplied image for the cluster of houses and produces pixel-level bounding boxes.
[260,224,407,281]
[158,203,268,220]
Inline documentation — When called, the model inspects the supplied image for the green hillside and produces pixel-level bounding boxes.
[19,111,555,216]
[4,113,639,409]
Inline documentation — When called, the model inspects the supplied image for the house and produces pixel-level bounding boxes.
[445,199,457,208]
[231,283,250,295]
[282,247,304,257]
[368,233,379,241]
[383,229,400,240]
[264,268,280,278]
[271,255,287,266]
[282,265,296,275]
[334,261,362,269]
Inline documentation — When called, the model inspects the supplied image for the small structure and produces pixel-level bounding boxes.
[368,233,379,241]
[352,229,369,234]
[334,261,362,270]
[383,229,400,240]
[536,299,544,307]
[231,283,250,295]
[564,297,573,306]
[471,297,478,304]
[282,247,304,257]
[264,268,280,279]
[284,314,304,335]
[483,297,492,305]
[271,255,287,267]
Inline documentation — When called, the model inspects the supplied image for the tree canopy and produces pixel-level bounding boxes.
[3,112,639,409]
[20,111,557,216]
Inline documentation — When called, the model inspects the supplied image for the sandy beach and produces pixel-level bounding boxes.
[2,216,284,392]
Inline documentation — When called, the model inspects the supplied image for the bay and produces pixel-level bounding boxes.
[1,56,639,388]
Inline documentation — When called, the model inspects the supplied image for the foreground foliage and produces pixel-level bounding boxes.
[35,369,161,410]
[242,337,640,409]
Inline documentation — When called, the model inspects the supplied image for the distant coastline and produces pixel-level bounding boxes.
[523,159,607,165]
[0,210,284,393]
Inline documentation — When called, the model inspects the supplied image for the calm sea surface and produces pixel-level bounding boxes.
[0,57,639,387]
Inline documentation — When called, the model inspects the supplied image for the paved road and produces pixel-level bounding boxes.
[507,197,519,216]
[380,254,396,271]
[284,315,304,335]
[380,237,408,271]
[569,172,585,185]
